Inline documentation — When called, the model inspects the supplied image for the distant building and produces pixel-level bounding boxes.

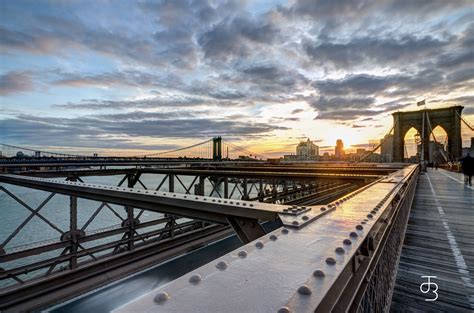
[35,151,41,158]
[296,138,319,160]
[335,140,344,159]
[381,134,393,163]
[283,138,319,161]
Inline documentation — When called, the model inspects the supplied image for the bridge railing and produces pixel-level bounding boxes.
[0,165,382,311]
[112,165,419,313]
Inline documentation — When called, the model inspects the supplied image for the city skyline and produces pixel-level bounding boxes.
[1,1,473,157]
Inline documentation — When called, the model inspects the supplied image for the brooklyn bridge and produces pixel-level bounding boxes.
[0,106,472,312]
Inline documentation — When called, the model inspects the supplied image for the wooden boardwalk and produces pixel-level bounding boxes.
[391,169,474,312]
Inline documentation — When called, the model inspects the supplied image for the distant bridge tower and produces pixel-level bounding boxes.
[392,106,463,162]
[213,136,222,160]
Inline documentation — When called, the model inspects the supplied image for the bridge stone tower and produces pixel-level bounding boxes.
[212,136,222,160]
[392,106,463,162]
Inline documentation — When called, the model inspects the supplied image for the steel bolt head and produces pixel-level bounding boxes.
[302,215,309,221]
[189,274,202,284]
[356,225,364,230]
[216,261,228,270]
[277,307,291,313]
[350,231,358,238]
[297,285,312,295]
[371,210,377,214]
[320,207,326,211]
[292,220,299,226]
[343,239,352,245]
[282,228,289,234]
[326,257,336,265]
[367,214,373,219]
[335,247,345,254]
[313,269,325,277]
[238,250,248,258]
[255,241,264,249]
[283,208,289,212]
[269,234,278,241]
[154,291,170,304]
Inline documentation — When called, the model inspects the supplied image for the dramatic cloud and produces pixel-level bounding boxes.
[0,111,288,148]
[0,0,472,152]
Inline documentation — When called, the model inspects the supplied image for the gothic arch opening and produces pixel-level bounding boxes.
[429,125,449,163]
[403,127,420,162]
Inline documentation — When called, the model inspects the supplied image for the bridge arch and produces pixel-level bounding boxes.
[403,127,420,160]
[392,106,463,162]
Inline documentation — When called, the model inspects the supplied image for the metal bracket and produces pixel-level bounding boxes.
[226,216,266,244]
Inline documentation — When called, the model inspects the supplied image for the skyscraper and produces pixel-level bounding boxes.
[335,139,344,159]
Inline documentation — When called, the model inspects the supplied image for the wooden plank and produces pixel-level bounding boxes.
[391,169,474,312]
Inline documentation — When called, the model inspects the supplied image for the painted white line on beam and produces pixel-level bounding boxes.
[437,170,474,190]
[426,173,474,309]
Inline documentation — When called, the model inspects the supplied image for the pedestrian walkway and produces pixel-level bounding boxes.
[391,169,474,312]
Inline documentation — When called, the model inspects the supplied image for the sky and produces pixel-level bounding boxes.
[0,0,473,157]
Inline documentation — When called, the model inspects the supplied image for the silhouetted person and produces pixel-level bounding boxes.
[460,153,474,186]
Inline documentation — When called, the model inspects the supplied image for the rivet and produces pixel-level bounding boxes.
[356,225,364,230]
[269,234,278,241]
[297,285,312,295]
[292,220,299,226]
[367,214,373,219]
[255,241,264,249]
[292,205,297,208]
[242,202,246,206]
[350,232,358,238]
[282,228,289,234]
[313,269,325,277]
[250,204,253,207]
[153,291,170,304]
[238,250,247,258]
[335,247,345,254]
[283,208,289,212]
[229,201,233,204]
[320,207,326,211]
[277,307,291,313]
[216,261,228,270]
[326,257,336,265]
[189,274,202,284]
[361,221,367,224]
[195,197,198,200]
[343,239,352,245]
[302,215,309,221]
[291,209,297,213]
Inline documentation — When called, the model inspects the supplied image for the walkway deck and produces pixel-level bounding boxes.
[391,169,474,312]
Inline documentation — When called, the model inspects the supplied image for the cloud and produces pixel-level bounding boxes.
[304,34,448,69]
[0,71,34,95]
[198,15,279,62]
[0,111,289,148]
